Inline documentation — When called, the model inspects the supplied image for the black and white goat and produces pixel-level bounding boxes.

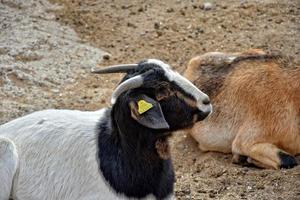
[0,59,212,200]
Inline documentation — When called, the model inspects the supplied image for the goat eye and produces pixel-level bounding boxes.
[156,87,172,101]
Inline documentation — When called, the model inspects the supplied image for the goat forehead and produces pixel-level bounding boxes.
[146,59,208,102]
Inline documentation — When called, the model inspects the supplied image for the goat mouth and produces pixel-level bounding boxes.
[196,111,210,121]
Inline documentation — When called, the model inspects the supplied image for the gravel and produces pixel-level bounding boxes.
[0,0,106,123]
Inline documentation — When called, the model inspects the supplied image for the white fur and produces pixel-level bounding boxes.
[0,137,18,200]
[0,109,174,200]
[147,59,212,114]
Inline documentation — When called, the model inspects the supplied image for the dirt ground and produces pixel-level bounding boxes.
[3,0,300,199]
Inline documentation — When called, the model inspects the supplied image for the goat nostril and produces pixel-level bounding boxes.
[202,98,210,105]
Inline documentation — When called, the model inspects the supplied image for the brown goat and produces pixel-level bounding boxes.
[184,49,300,169]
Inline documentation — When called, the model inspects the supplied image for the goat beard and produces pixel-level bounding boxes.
[155,138,170,160]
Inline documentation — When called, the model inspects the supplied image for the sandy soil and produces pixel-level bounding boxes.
[2,0,300,199]
[0,0,105,122]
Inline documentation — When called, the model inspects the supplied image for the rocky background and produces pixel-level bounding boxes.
[0,0,106,122]
[1,0,299,199]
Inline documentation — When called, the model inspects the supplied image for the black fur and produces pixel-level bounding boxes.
[97,108,174,199]
[278,151,298,169]
[96,61,208,199]
[123,61,208,124]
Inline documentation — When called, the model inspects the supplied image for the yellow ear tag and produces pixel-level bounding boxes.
[137,100,153,114]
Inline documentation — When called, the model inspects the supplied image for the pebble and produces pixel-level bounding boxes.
[202,2,213,11]
[275,19,284,24]
[166,8,174,13]
[127,22,137,28]
[51,89,60,93]
[154,22,162,30]
[209,192,216,198]
[103,54,111,60]
[137,7,144,12]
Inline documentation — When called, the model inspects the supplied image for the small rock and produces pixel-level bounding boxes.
[51,89,59,93]
[202,2,213,10]
[100,98,106,104]
[291,17,296,22]
[198,189,207,193]
[275,19,284,24]
[166,8,174,13]
[180,9,185,16]
[156,31,163,37]
[196,27,204,34]
[103,54,111,60]
[0,46,9,55]
[154,22,161,30]
[127,22,137,28]
[221,5,228,9]
[121,5,132,9]
[137,7,144,12]
[209,192,216,198]
[257,185,265,190]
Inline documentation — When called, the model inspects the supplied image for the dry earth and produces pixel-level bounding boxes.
[0,0,106,122]
[1,0,300,199]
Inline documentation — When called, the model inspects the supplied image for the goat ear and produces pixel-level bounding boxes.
[129,95,170,129]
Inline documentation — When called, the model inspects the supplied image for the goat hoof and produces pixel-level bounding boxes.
[278,151,298,169]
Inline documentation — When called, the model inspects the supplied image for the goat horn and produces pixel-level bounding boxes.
[111,75,144,104]
[91,64,138,74]
[110,70,154,104]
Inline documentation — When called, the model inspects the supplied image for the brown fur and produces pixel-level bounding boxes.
[184,49,300,169]
[155,138,170,160]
